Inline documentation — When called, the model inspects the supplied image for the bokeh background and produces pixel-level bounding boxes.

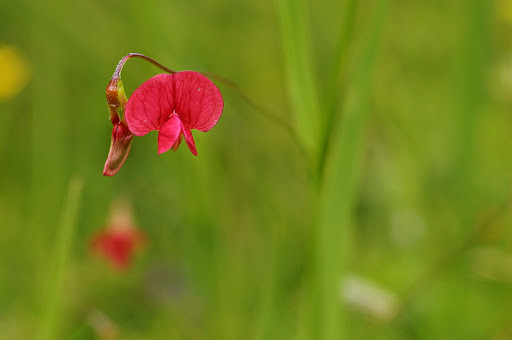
[1,0,512,339]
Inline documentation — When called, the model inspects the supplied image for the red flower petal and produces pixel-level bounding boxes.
[90,227,146,270]
[158,115,183,154]
[157,115,198,155]
[125,72,223,137]
[103,122,134,176]
[181,125,197,156]
[171,134,183,152]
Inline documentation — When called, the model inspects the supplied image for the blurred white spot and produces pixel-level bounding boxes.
[389,209,425,248]
[197,87,201,91]
[340,274,400,322]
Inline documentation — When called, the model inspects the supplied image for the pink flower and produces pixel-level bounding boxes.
[103,54,224,176]
[90,201,146,270]
[124,71,224,155]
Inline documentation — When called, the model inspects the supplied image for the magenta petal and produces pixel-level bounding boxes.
[103,122,134,176]
[158,115,182,154]
[181,126,198,156]
[172,71,224,132]
[171,134,183,152]
[125,74,175,136]
[181,126,197,156]
[125,72,224,137]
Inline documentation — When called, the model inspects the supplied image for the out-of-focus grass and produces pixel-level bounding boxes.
[0,0,512,339]
[276,0,321,159]
[316,1,389,339]
[38,178,83,340]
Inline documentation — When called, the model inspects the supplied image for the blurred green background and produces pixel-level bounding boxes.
[1,0,512,339]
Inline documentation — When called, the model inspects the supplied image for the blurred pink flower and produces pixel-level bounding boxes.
[90,200,146,270]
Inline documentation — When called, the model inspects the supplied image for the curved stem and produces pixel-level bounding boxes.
[111,53,177,81]
[107,53,178,124]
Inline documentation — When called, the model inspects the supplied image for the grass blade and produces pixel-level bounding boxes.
[275,0,321,159]
[452,0,491,222]
[37,177,83,340]
[316,1,390,338]
[317,0,358,175]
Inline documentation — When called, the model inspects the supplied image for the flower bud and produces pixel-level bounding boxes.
[103,121,134,176]
[106,79,128,124]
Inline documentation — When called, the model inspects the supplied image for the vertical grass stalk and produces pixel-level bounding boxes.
[37,177,83,340]
[317,0,358,176]
[316,1,389,338]
[275,0,321,160]
[452,0,491,224]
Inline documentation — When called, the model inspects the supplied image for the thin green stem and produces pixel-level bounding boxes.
[451,0,491,227]
[37,177,83,340]
[203,72,310,163]
[111,53,177,81]
[317,0,358,178]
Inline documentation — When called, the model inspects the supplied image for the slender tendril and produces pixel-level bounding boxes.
[202,71,309,163]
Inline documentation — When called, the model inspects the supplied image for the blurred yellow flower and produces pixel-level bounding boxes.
[0,45,29,101]
[499,0,512,25]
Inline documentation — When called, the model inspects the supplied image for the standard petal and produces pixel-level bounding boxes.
[157,115,183,154]
[172,71,224,132]
[125,74,175,136]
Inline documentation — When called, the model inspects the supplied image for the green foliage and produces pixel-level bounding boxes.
[1,0,511,339]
